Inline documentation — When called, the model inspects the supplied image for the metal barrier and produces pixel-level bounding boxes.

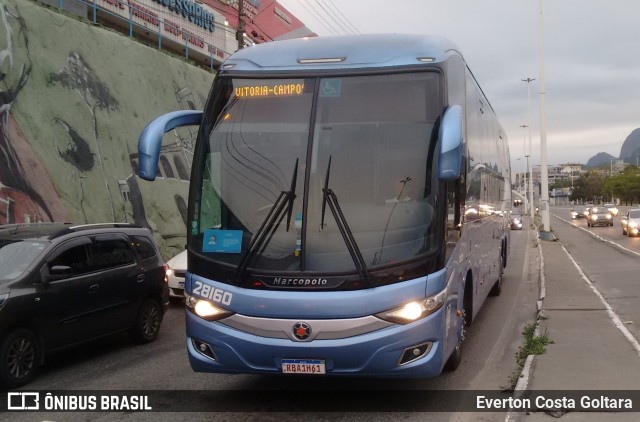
[39,0,240,70]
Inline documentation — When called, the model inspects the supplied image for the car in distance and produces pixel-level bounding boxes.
[510,209,523,230]
[0,222,169,387]
[587,207,613,227]
[571,204,593,219]
[621,209,640,237]
[166,249,187,300]
[604,203,619,217]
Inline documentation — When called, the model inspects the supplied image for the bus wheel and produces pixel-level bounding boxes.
[489,269,503,296]
[502,241,508,269]
[444,308,466,371]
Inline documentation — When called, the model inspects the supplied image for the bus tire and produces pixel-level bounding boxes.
[502,240,508,269]
[444,306,466,371]
[489,261,503,297]
[445,275,472,371]
[444,334,463,371]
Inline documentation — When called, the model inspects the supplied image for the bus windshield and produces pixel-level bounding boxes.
[190,71,443,277]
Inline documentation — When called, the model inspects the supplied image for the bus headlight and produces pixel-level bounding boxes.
[185,293,234,321]
[376,289,447,324]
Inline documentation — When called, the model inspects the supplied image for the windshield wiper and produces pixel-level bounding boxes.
[321,156,372,283]
[235,159,298,282]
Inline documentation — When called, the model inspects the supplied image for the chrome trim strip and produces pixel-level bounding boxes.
[219,314,394,341]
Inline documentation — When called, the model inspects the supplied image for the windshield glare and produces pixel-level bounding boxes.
[0,240,47,282]
[192,72,442,275]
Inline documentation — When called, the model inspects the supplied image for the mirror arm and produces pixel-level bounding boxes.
[137,110,203,181]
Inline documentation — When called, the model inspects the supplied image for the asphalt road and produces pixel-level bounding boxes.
[5,227,539,422]
[550,205,640,343]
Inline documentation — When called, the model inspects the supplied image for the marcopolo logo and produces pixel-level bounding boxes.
[257,275,346,289]
[273,277,328,287]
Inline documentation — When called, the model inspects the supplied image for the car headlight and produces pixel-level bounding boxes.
[606,214,612,219]
[583,211,589,216]
[0,292,8,310]
[591,215,597,221]
[630,222,639,228]
[185,292,234,321]
[376,289,447,324]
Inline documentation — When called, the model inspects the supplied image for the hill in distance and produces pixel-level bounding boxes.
[584,128,640,168]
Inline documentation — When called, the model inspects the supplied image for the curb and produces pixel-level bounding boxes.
[516,228,545,389]
[505,224,546,422]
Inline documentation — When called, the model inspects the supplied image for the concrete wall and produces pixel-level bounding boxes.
[0,0,215,259]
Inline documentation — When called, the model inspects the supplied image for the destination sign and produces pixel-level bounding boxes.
[234,83,305,98]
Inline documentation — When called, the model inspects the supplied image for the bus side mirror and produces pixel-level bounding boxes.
[438,105,463,182]
[137,110,203,181]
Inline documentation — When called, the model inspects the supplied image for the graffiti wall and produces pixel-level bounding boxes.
[0,0,214,259]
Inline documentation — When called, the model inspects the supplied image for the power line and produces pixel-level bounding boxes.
[313,0,353,34]
[297,0,342,35]
[320,0,360,34]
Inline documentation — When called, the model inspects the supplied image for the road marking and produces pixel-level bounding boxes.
[561,244,640,357]
[552,213,640,258]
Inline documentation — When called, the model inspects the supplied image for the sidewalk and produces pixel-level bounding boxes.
[513,235,640,421]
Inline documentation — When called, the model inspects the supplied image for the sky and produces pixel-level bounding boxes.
[277,0,640,170]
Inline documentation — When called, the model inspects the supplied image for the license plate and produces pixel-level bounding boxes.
[281,359,326,374]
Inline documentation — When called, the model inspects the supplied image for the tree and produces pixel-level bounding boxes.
[569,170,607,203]
[603,166,640,205]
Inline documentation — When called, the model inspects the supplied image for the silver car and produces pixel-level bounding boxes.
[587,207,613,227]
[621,209,640,237]
[604,203,619,217]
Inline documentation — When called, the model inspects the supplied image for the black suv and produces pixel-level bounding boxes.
[0,223,169,387]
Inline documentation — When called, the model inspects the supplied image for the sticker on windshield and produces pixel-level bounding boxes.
[319,79,341,97]
[202,229,242,253]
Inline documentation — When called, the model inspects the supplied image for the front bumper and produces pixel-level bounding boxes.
[186,306,447,378]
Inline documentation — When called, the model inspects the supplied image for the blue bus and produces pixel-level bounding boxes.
[138,34,511,377]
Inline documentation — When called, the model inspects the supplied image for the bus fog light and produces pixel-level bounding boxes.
[398,342,432,365]
[192,339,217,361]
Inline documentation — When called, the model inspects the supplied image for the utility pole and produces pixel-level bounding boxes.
[236,0,245,50]
[520,124,529,213]
[522,77,536,222]
[538,0,551,234]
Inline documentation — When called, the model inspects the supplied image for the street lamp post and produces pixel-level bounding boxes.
[570,166,573,189]
[538,0,551,233]
[520,124,529,213]
[516,158,521,194]
[522,77,536,222]
[525,154,530,206]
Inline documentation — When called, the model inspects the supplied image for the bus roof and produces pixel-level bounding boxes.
[222,34,463,72]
